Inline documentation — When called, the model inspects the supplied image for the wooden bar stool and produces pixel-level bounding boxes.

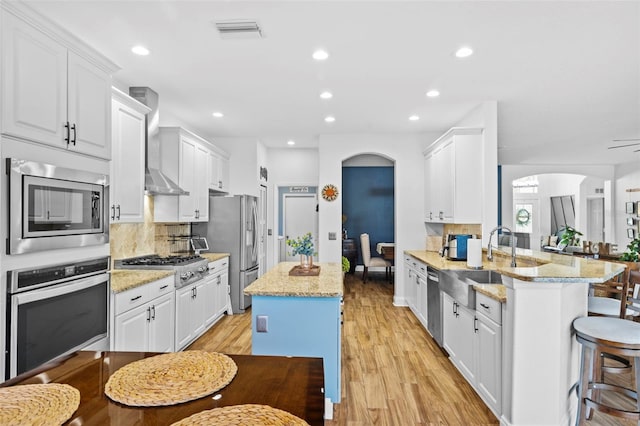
[573,272,640,424]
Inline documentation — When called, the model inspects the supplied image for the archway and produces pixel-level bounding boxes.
[510,173,608,250]
[341,153,395,280]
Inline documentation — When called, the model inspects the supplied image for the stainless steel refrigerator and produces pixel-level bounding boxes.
[193,194,259,314]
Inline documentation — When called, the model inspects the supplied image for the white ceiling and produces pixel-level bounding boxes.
[21,0,640,165]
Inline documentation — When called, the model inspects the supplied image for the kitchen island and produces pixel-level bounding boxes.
[244,261,343,418]
[405,247,625,426]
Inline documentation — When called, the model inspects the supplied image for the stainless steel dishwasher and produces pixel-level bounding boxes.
[426,267,443,346]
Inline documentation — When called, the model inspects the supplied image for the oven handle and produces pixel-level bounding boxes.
[13,273,109,305]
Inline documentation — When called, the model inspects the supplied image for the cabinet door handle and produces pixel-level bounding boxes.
[160,285,169,290]
[146,307,151,322]
[111,205,115,221]
[64,122,70,145]
[130,295,142,302]
[70,123,77,145]
[480,303,490,310]
[116,204,121,220]
[151,305,156,320]
[474,316,479,333]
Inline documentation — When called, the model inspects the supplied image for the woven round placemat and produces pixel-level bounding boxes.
[0,383,80,425]
[171,404,310,426]
[105,351,238,407]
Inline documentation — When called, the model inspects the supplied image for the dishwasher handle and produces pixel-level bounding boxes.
[427,268,439,282]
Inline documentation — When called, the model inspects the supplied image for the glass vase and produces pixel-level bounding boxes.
[300,254,313,269]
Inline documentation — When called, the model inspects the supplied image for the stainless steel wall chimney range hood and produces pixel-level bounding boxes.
[128,87,189,196]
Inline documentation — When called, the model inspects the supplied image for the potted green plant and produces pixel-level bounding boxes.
[559,226,583,250]
[620,237,640,262]
[342,256,350,273]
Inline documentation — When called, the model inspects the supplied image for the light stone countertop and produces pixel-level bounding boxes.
[110,270,174,293]
[473,284,507,303]
[244,262,343,297]
[201,253,230,262]
[405,247,625,283]
[405,247,626,303]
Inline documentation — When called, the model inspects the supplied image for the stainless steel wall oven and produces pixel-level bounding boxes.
[6,257,110,379]
[7,158,109,254]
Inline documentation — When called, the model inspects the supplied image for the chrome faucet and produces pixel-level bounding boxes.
[487,226,517,267]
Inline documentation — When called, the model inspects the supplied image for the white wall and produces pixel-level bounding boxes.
[318,133,425,305]
[214,137,260,197]
[614,160,640,248]
[266,148,319,269]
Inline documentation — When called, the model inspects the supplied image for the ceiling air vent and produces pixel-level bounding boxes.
[215,19,263,39]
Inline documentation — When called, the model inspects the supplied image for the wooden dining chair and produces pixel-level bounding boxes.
[589,261,640,319]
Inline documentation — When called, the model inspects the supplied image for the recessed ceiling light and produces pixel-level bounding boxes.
[212,112,224,118]
[320,91,333,99]
[324,115,335,123]
[287,140,295,146]
[312,49,329,61]
[409,115,420,121]
[426,90,440,98]
[455,46,473,58]
[131,45,150,56]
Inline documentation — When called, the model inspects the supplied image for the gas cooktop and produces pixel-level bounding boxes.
[114,254,210,289]
[117,254,203,267]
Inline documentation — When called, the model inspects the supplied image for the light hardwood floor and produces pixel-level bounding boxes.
[188,272,636,425]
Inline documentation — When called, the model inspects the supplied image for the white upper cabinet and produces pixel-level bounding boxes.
[1,7,116,159]
[208,150,230,193]
[110,88,150,223]
[424,127,483,223]
[154,127,212,223]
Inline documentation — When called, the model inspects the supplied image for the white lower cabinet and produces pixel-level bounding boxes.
[442,292,477,383]
[210,259,230,320]
[175,257,230,350]
[405,256,428,329]
[112,276,175,352]
[175,280,207,350]
[475,293,503,415]
[442,290,503,418]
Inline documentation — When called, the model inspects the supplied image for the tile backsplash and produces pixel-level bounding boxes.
[109,196,190,266]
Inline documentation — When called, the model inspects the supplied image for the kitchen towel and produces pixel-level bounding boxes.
[467,239,483,269]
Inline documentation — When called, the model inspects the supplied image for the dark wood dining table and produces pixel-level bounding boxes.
[1,351,325,425]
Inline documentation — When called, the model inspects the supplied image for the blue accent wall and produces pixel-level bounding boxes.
[342,166,394,265]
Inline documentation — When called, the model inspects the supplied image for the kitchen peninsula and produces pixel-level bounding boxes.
[244,262,343,418]
[405,246,625,425]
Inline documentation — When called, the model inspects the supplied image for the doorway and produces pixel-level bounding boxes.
[283,194,318,262]
[587,197,605,242]
[258,184,267,276]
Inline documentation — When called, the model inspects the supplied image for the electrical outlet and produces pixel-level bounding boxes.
[257,315,268,332]
[328,232,337,240]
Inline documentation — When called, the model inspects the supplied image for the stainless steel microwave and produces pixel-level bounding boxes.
[7,158,109,254]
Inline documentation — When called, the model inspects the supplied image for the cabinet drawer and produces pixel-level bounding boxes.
[476,292,502,325]
[114,285,150,316]
[146,276,174,298]
[404,255,413,265]
[208,258,229,275]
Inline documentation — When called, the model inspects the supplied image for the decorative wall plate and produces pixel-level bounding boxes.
[321,184,339,201]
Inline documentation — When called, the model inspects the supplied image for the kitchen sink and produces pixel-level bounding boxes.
[439,270,502,309]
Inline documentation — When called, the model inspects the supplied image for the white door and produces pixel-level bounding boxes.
[114,304,150,352]
[259,185,267,275]
[587,198,605,242]
[283,194,318,262]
